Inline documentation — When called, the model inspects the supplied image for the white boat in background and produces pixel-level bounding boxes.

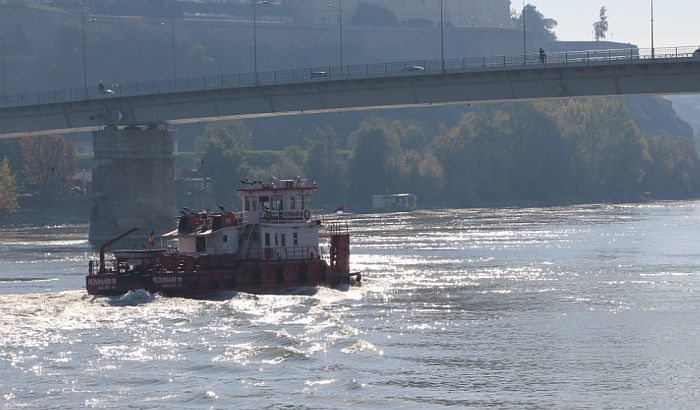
[372,193,418,212]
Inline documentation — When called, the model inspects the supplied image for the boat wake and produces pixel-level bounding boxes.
[105,289,156,306]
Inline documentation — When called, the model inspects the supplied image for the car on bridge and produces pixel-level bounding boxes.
[308,71,329,79]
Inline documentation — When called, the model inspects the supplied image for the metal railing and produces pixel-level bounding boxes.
[1,46,698,108]
[246,245,320,261]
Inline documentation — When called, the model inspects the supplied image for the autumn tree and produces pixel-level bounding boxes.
[0,157,19,216]
[21,135,76,202]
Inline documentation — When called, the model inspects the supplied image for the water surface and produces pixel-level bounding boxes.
[1,202,699,408]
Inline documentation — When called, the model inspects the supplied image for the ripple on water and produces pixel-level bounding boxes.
[2,206,700,408]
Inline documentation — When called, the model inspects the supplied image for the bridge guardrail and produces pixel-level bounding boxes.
[1,46,698,108]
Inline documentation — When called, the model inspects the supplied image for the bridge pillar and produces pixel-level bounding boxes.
[88,126,175,246]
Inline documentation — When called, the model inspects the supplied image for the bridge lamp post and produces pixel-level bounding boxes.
[440,0,445,71]
[522,0,526,65]
[161,16,177,82]
[650,0,655,59]
[81,9,87,97]
[253,0,268,85]
[328,1,344,69]
[1,35,6,99]
[171,15,176,81]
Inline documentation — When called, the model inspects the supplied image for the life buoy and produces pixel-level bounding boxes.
[303,209,311,220]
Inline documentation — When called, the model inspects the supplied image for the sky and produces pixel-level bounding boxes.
[525,0,699,49]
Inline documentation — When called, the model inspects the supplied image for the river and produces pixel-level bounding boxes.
[1,202,699,408]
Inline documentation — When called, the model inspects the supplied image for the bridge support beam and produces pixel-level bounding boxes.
[88,126,175,246]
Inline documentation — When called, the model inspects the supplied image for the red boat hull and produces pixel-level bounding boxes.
[86,259,360,298]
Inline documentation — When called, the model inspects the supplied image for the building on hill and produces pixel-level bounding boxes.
[292,0,511,28]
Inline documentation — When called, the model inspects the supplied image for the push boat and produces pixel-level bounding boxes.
[86,178,361,298]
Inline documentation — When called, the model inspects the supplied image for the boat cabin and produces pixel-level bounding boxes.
[166,178,321,261]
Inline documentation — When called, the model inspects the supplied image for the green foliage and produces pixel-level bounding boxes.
[347,117,400,204]
[351,2,400,27]
[305,127,346,205]
[0,157,19,216]
[643,132,700,197]
[548,98,649,198]
[20,135,76,202]
[196,121,252,206]
[513,4,558,43]
[184,100,700,211]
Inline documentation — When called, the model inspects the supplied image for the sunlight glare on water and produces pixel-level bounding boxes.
[1,202,700,408]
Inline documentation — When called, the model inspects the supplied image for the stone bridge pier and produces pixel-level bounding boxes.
[88,126,175,246]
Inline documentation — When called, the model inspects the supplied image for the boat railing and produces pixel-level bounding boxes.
[325,222,350,236]
[88,258,122,275]
[246,245,321,261]
[257,209,317,224]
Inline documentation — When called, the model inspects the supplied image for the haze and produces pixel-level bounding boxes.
[529,0,698,48]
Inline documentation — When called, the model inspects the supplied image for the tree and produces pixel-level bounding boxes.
[267,146,308,181]
[351,2,400,27]
[305,127,346,206]
[548,98,650,199]
[594,6,609,41]
[642,132,699,197]
[20,135,76,202]
[196,121,252,206]
[347,117,400,207]
[0,157,19,216]
[513,5,558,44]
[433,103,564,204]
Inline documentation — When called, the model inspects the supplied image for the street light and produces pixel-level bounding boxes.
[82,8,88,96]
[171,15,176,80]
[328,1,344,69]
[650,0,655,59]
[253,0,268,84]
[1,35,6,99]
[440,0,445,71]
[160,17,176,81]
[522,0,526,65]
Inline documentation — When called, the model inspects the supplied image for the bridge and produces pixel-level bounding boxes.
[3,45,698,245]
[1,46,699,139]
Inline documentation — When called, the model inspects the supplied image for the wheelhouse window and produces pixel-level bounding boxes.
[298,194,312,210]
[260,196,270,211]
[271,195,283,210]
[245,196,257,211]
[196,237,206,253]
[264,233,270,247]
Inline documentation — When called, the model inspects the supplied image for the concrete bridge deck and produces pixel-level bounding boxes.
[1,46,699,138]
